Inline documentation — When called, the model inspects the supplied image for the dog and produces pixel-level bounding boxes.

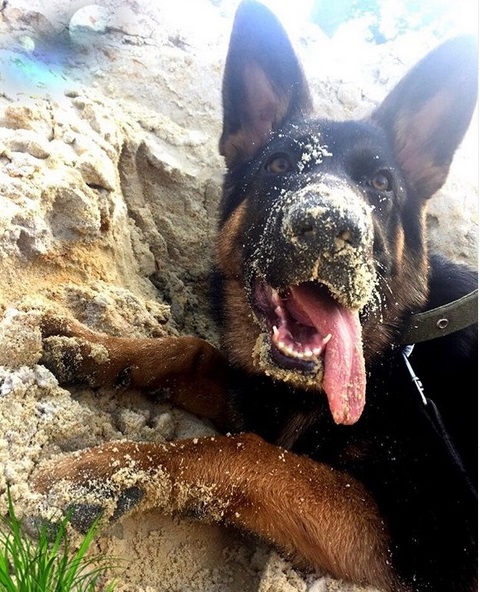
[34,2,477,591]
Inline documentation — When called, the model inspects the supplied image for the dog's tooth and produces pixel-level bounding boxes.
[271,289,282,306]
[273,334,323,361]
[323,334,332,344]
[287,345,298,357]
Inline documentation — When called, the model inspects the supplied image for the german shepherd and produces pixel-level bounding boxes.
[35,2,477,590]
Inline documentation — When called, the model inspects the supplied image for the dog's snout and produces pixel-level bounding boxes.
[250,180,375,308]
[283,188,366,255]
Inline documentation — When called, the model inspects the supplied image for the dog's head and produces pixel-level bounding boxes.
[215,0,478,425]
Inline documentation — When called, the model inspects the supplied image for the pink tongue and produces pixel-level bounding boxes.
[290,285,366,425]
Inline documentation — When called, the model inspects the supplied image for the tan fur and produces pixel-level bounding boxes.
[37,315,403,589]
[215,201,266,372]
[221,277,260,371]
[40,315,231,429]
[215,202,247,275]
[35,434,400,591]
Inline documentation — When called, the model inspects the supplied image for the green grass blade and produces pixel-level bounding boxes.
[0,486,118,592]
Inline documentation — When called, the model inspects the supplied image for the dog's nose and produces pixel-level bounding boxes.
[282,183,368,257]
[285,204,362,253]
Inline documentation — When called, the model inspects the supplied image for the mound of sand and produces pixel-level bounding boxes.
[0,1,477,591]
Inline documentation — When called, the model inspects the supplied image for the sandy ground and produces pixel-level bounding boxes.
[0,1,477,590]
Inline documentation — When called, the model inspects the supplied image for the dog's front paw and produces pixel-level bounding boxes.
[32,442,173,533]
[38,313,81,339]
[36,313,110,386]
[55,485,145,534]
[24,481,145,542]
[41,333,109,387]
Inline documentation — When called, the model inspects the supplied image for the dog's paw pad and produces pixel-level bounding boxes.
[21,515,63,542]
[111,486,145,522]
[66,502,105,534]
[41,336,85,382]
[33,485,146,535]
[41,335,108,386]
[64,486,145,532]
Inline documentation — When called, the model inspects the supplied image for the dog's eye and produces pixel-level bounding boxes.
[370,170,392,192]
[265,153,293,174]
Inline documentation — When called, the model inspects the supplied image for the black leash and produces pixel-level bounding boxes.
[398,288,477,497]
[402,345,477,499]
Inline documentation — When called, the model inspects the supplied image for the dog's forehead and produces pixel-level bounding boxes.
[270,118,391,158]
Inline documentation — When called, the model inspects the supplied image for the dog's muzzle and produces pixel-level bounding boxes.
[247,178,376,425]
[249,178,376,308]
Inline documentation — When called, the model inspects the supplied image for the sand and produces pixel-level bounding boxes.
[0,1,477,590]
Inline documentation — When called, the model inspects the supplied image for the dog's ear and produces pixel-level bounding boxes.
[220,0,312,168]
[371,36,478,200]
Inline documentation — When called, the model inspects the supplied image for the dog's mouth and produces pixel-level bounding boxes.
[252,279,366,425]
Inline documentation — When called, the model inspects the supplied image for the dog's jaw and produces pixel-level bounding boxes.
[251,279,366,425]
[253,281,330,370]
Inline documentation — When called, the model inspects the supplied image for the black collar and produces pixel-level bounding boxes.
[400,289,478,344]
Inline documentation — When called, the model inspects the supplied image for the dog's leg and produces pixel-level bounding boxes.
[39,315,230,429]
[34,433,398,591]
